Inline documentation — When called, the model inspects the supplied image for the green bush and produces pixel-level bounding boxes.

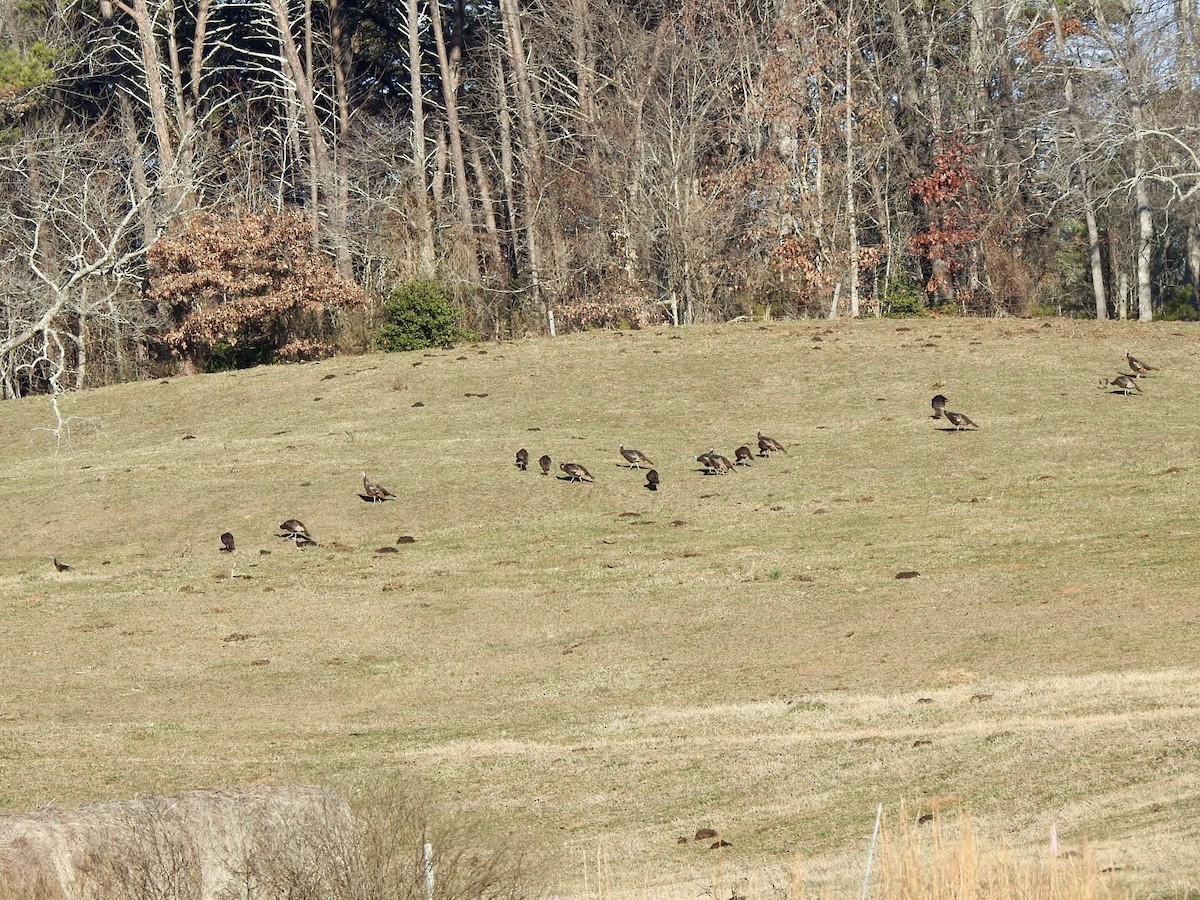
[204,334,275,372]
[0,42,57,96]
[882,272,925,318]
[374,279,465,352]
[1159,285,1200,321]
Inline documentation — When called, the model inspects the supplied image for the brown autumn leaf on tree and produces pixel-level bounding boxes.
[149,211,366,369]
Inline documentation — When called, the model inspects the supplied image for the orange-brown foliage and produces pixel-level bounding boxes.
[554,294,667,331]
[149,211,366,367]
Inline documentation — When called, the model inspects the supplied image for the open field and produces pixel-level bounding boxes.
[1,318,1199,897]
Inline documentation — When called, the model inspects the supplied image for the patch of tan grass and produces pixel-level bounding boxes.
[558,812,1129,899]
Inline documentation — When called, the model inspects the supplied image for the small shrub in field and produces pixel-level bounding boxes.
[375,280,465,352]
[882,273,925,318]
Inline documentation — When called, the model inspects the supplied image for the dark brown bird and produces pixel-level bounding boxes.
[219,532,235,553]
[51,557,71,572]
[515,448,529,470]
[539,454,552,475]
[361,471,395,502]
[931,394,948,419]
[698,449,736,474]
[645,469,660,491]
[559,462,594,482]
[734,446,753,466]
[757,431,787,456]
[1125,350,1157,377]
[1105,373,1141,395]
[279,519,316,546]
[620,445,654,469]
[944,410,979,430]
[711,452,736,474]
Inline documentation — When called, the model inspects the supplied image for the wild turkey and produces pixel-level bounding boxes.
[698,450,736,474]
[734,446,753,466]
[645,469,660,491]
[51,557,71,572]
[712,452,737,474]
[1125,350,1158,377]
[279,519,316,546]
[757,431,787,456]
[219,532,236,553]
[931,394,948,419]
[515,448,529,470]
[361,471,395,502]
[539,454,552,475]
[944,410,979,430]
[1105,373,1141,396]
[559,461,595,482]
[620,445,655,469]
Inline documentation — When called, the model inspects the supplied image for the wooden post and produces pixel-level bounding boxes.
[860,803,883,900]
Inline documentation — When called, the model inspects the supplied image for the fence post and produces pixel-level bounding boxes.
[424,840,434,900]
[860,803,883,900]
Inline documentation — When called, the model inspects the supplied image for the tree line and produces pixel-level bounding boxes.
[2,0,1198,397]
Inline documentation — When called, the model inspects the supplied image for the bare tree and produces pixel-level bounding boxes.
[0,128,173,410]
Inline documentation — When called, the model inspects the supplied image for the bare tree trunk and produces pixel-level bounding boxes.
[118,93,156,251]
[496,52,518,272]
[433,126,447,208]
[189,0,211,105]
[1109,228,1128,320]
[1132,96,1154,322]
[430,0,477,244]
[572,0,597,167]
[1049,1,1106,320]
[302,0,319,235]
[1187,223,1200,297]
[1085,198,1106,319]
[498,0,550,330]
[468,137,505,273]
[844,0,859,318]
[75,312,88,390]
[867,162,891,318]
[269,0,332,246]
[405,0,436,273]
[118,0,176,173]
[328,0,354,276]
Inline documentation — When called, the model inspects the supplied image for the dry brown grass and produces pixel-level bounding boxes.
[1,319,1199,896]
[567,812,1128,900]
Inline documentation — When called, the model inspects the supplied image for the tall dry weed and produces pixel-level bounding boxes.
[870,812,1123,900]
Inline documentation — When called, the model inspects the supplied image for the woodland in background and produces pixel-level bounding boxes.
[2,0,1199,397]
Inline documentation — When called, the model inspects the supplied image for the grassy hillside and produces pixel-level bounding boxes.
[1,319,1198,897]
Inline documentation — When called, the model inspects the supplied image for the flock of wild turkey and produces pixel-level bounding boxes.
[510,348,1159,496]
[211,472,397,552]
[37,347,1159,567]
[246,349,1160,555]
[513,431,790,493]
[1104,348,1158,394]
[930,348,1157,427]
